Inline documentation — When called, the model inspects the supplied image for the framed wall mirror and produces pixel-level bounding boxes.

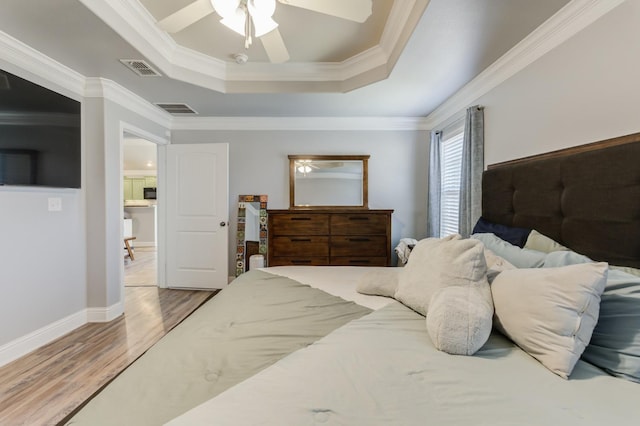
[235,195,268,276]
[289,155,369,209]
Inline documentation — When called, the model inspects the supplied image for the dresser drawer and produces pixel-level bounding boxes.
[270,214,329,235]
[271,236,329,256]
[269,257,330,266]
[330,235,388,257]
[331,214,389,235]
[330,257,389,266]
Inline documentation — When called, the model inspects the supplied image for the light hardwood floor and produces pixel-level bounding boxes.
[0,286,215,426]
[125,246,157,287]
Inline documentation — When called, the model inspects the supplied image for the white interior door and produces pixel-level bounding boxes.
[166,143,229,289]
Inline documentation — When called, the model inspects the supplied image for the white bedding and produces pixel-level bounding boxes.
[261,266,395,310]
[169,301,640,426]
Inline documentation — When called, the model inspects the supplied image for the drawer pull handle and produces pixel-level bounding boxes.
[292,260,312,264]
[348,217,370,221]
[349,260,370,264]
[290,238,312,242]
[290,217,312,221]
[349,238,371,242]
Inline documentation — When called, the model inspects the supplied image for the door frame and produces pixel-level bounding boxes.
[119,122,169,301]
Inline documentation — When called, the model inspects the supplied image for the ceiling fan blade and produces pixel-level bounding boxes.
[158,0,215,33]
[260,29,290,63]
[278,0,372,23]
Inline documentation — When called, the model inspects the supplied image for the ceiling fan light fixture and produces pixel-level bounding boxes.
[252,15,278,37]
[211,0,241,20]
[248,0,276,18]
[220,8,247,36]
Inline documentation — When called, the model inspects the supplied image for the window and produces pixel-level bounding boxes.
[439,132,464,237]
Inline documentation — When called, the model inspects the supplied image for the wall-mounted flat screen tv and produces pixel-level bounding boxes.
[0,68,81,188]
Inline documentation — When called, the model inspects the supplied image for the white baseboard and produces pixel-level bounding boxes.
[0,310,87,367]
[0,300,125,367]
[87,301,124,322]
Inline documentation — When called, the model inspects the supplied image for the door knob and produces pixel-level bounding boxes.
[220,221,227,227]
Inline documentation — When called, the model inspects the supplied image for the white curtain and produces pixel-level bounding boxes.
[427,130,442,237]
[458,105,484,238]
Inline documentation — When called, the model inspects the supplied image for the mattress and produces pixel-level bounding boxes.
[66,269,373,425]
[67,266,640,426]
[170,301,640,426]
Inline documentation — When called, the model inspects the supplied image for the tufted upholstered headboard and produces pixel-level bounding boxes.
[482,132,640,268]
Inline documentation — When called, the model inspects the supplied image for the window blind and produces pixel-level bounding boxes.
[439,132,464,237]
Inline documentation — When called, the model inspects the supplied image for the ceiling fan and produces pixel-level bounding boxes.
[158,0,373,63]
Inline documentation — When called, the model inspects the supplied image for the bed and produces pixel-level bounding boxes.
[66,133,640,425]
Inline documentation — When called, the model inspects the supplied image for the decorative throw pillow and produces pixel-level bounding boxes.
[472,217,532,247]
[524,230,569,253]
[394,235,488,316]
[491,262,608,379]
[426,285,493,355]
[356,268,400,298]
[471,233,546,268]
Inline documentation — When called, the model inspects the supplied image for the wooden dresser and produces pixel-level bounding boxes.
[268,209,393,267]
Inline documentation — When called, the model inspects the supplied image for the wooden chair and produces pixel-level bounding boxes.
[124,237,136,261]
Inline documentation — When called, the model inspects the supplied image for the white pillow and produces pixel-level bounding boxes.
[427,285,493,355]
[524,230,569,253]
[394,235,488,316]
[491,262,608,379]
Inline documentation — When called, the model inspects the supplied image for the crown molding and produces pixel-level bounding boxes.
[170,116,429,131]
[0,26,171,131]
[79,0,429,93]
[77,0,177,75]
[0,30,85,99]
[85,78,172,128]
[424,0,626,129]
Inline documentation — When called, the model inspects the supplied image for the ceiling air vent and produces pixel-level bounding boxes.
[119,59,161,77]
[155,103,198,115]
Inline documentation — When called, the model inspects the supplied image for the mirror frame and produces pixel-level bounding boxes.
[235,194,268,276]
[288,154,369,209]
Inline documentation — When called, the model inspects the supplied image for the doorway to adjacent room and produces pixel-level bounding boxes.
[122,134,159,287]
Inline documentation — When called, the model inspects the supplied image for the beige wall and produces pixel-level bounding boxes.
[478,0,640,165]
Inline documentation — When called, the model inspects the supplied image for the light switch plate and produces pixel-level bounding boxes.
[48,197,62,211]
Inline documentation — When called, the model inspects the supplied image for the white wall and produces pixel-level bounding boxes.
[0,187,85,345]
[171,129,429,271]
[85,97,167,310]
[0,77,169,355]
[477,0,640,165]
[0,60,86,349]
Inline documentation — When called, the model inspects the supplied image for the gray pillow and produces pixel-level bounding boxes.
[543,249,640,383]
[471,233,546,268]
[581,269,640,383]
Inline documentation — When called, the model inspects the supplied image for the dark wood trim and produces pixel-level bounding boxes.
[487,132,640,169]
